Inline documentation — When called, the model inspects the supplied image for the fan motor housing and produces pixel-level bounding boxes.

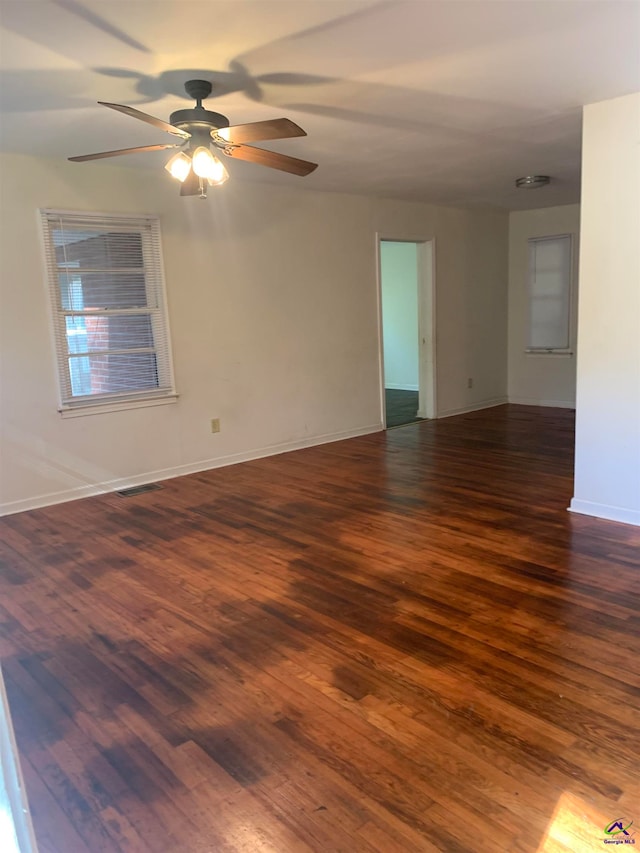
[169,109,230,132]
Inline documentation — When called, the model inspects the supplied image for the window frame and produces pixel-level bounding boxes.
[40,209,178,417]
[525,233,574,356]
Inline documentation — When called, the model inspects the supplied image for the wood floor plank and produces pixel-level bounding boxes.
[20,754,93,853]
[1,404,639,852]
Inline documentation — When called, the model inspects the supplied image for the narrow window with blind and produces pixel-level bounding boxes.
[526,234,573,353]
[40,210,176,415]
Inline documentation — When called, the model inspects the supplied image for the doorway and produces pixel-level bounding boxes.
[378,237,436,427]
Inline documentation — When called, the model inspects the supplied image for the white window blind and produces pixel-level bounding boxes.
[40,210,176,413]
[527,235,572,351]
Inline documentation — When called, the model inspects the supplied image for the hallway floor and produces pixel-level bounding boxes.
[384,388,423,427]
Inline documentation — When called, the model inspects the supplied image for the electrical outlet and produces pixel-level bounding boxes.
[467,377,473,389]
[210,418,220,433]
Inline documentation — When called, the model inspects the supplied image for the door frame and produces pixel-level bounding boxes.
[375,234,437,426]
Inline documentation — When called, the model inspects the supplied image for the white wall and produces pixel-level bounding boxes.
[429,205,509,417]
[571,92,640,526]
[508,205,580,407]
[380,241,419,390]
[0,152,508,514]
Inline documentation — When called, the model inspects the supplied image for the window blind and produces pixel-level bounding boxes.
[40,210,175,410]
[527,235,572,351]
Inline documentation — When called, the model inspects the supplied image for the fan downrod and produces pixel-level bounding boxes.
[170,79,229,131]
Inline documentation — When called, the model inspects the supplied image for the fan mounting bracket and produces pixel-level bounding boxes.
[184,79,213,104]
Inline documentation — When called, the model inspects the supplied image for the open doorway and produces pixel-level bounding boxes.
[378,237,436,427]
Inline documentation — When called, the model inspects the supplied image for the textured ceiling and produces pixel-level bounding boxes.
[1,0,639,209]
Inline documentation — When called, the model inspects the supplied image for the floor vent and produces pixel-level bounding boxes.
[116,483,163,497]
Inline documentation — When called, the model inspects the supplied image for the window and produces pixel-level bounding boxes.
[40,210,176,415]
[527,234,573,352]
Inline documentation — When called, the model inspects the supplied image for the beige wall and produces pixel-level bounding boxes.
[508,204,580,407]
[571,92,640,526]
[0,152,507,514]
[428,205,509,417]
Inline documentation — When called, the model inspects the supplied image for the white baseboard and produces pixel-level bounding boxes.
[436,397,508,419]
[0,422,384,517]
[385,383,419,391]
[509,396,576,409]
[568,498,640,527]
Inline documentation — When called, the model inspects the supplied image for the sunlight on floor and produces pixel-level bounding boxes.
[536,790,635,852]
[0,669,37,853]
[0,806,21,853]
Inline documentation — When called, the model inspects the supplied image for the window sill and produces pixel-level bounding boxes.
[58,393,179,418]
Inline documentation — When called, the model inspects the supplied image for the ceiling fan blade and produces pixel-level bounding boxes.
[221,144,317,176]
[180,170,202,196]
[98,101,191,139]
[215,118,306,144]
[69,143,181,162]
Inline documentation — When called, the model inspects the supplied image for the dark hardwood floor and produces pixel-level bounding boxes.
[384,388,423,427]
[1,405,639,853]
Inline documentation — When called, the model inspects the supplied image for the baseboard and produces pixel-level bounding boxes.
[509,396,576,409]
[0,422,384,517]
[436,397,508,419]
[568,498,640,527]
[385,383,419,391]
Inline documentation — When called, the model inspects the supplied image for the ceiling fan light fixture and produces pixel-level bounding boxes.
[164,151,192,182]
[192,146,218,179]
[69,80,317,197]
[515,175,551,189]
[208,156,229,186]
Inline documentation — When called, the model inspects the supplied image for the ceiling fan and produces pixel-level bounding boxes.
[69,79,318,197]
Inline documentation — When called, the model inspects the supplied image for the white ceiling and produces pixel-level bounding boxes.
[1,0,639,210]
